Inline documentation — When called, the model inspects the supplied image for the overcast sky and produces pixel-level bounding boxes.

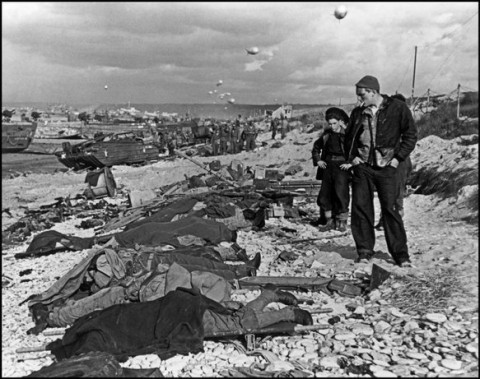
[2,2,478,105]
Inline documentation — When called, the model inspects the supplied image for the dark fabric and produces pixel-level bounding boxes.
[345,96,417,164]
[125,198,198,230]
[193,203,237,219]
[46,288,227,362]
[317,161,350,217]
[114,216,236,248]
[351,164,409,264]
[149,253,242,281]
[324,132,345,157]
[26,230,94,254]
[395,156,413,211]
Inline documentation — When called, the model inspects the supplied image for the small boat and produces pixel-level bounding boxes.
[35,120,85,139]
[55,131,167,170]
[2,121,38,153]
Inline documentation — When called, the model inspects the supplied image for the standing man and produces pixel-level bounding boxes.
[342,75,417,267]
[219,122,230,155]
[230,120,242,154]
[376,93,413,230]
[210,124,220,156]
[243,119,257,152]
[280,114,288,139]
[270,117,278,140]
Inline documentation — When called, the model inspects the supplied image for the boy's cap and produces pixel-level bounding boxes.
[355,75,380,92]
[325,107,349,125]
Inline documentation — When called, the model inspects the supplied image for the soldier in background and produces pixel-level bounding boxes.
[219,122,230,155]
[230,120,243,154]
[280,114,288,139]
[211,124,220,156]
[270,117,279,140]
[243,119,257,152]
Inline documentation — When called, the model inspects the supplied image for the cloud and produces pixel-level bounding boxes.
[2,2,478,104]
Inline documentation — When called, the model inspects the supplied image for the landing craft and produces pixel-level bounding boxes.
[246,46,259,55]
[334,5,348,20]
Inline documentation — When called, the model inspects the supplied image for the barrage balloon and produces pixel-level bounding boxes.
[334,5,348,20]
[245,46,260,55]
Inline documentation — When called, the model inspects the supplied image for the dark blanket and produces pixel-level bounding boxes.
[47,288,229,362]
[125,198,198,231]
[26,230,95,255]
[114,216,236,248]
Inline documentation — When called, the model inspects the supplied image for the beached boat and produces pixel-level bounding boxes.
[35,120,85,139]
[55,131,167,170]
[2,121,38,153]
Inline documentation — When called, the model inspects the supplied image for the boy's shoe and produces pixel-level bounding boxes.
[336,220,348,232]
[375,218,384,231]
[319,218,335,231]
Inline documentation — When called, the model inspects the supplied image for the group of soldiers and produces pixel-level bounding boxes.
[209,114,258,156]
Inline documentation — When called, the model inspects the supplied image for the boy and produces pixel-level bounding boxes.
[311,107,351,231]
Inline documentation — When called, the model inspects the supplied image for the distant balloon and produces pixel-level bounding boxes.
[246,46,260,55]
[225,92,231,96]
[208,91,213,95]
[228,98,236,104]
[104,85,108,90]
[219,94,225,100]
[213,89,218,93]
[334,5,348,20]
[224,107,228,110]
[216,80,223,86]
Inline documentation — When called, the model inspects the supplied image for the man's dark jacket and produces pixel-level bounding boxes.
[344,96,417,165]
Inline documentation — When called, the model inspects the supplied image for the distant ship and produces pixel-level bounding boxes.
[55,131,167,170]
[2,121,38,153]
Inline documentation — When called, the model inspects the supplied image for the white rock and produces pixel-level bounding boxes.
[351,324,374,336]
[440,359,462,370]
[266,360,296,371]
[334,332,356,340]
[354,306,366,314]
[320,356,340,368]
[374,320,391,333]
[425,313,447,324]
[466,342,478,354]
[406,351,428,360]
[373,369,398,377]
[289,348,305,359]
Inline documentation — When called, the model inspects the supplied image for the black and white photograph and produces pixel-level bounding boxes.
[2,2,478,377]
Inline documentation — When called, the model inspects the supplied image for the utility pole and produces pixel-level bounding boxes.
[411,46,418,116]
[457,83,461,119]
[426,88,430,113]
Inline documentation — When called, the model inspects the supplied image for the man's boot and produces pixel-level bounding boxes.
[319,218,335,231]
[293,308,314,325]
[263,283,298,306]
[248,252,261,270]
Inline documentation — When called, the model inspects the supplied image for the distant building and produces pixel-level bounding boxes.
[271,105,292,120]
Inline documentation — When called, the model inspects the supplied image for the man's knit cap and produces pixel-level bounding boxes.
[325,107,349,125]
[355,75,380,92]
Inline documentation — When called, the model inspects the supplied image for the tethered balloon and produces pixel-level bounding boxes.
[216,80,223,86]
[228,98,236,104]
[334,5,348,20]
[245,47,260,55]
[104,85,108,90]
